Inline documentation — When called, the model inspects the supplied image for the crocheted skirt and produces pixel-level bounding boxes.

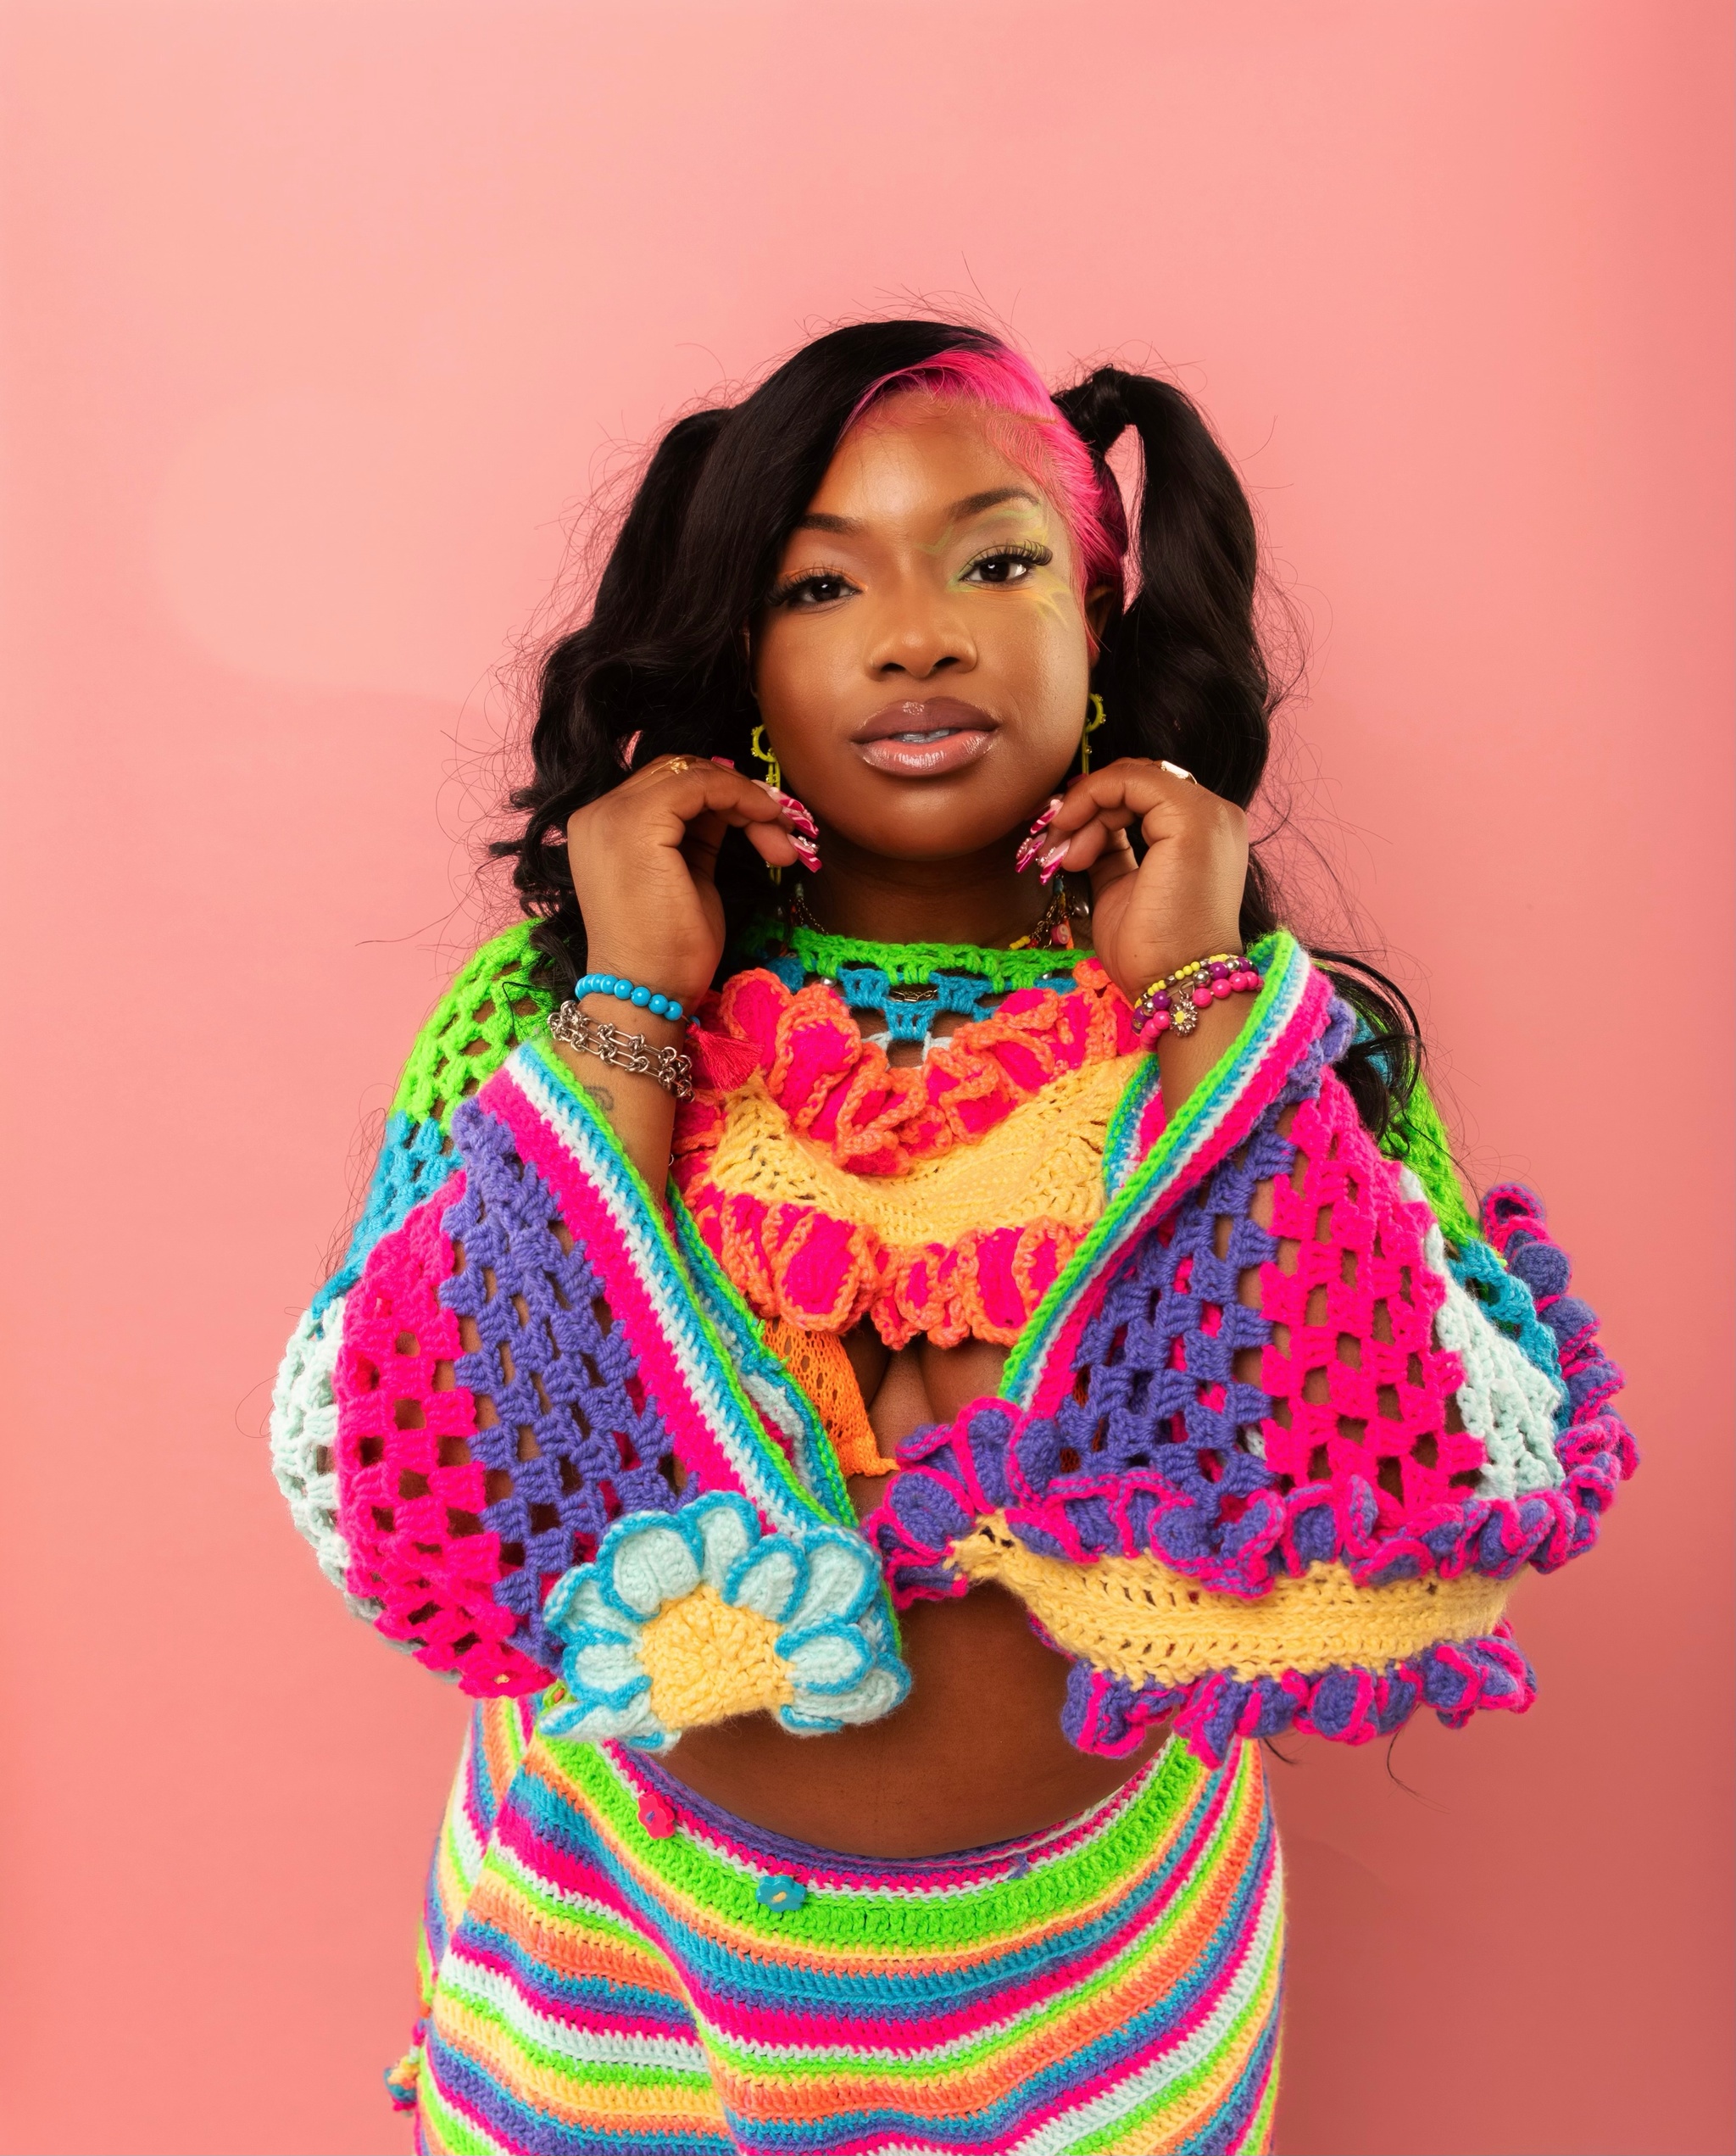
[394,1698,1285,2154]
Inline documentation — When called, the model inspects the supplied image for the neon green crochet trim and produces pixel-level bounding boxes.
[1382,1071,1479,1249]
[391,922,561,1128]
[737,916,1090,989]
[540,1729,1211,1951]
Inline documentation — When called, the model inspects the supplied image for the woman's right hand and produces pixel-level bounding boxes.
[564,756,815,1006]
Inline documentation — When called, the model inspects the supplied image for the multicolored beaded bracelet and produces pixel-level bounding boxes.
[574,972,686,1022]
[1130,952,1262,1045]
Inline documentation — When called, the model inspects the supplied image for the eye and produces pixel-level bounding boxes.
[771,570,857,609]
[961,544,1051,587]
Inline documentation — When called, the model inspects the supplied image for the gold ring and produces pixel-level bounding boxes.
[1160,760,1198,784]
[665,756,697,774]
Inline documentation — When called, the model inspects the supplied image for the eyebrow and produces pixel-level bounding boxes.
[793,486,1043,536]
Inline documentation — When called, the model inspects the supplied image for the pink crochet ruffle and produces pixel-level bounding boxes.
[671,964,1136,1346]
[675,961,1137,1177]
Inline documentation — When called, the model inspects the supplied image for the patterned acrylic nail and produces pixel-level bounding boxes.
[1015,797,1064,872]
[790,833,822,872]
[1015,799,1065,873]
[765,788,819,838]
[1037,840,1069,885]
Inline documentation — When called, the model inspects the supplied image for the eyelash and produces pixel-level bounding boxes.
[960,541,1052,585]
[768,542,1053,610]
[768,565,857,609]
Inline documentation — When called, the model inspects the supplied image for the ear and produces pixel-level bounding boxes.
[1083,581,1116,657]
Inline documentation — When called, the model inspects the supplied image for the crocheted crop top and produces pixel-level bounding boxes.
[272,922,1635,1766]
[671,957,1141,1350]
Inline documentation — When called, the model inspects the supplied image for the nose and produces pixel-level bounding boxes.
[864,585,976,681]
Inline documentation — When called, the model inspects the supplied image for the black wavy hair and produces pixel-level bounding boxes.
[492,320,1421,1137]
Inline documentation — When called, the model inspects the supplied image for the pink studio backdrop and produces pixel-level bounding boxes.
[2,5,1729,2153]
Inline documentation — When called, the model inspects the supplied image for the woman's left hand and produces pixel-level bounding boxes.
[1032,758,1249,1003]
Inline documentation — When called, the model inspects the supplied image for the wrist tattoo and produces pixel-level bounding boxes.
[583,1083,616,1111]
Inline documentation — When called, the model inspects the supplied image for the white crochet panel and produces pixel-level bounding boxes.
[1399,1168,1566,1499]
[270,1293,382,1620]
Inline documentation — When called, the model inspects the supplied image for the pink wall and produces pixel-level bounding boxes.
[2,5,1728,2151]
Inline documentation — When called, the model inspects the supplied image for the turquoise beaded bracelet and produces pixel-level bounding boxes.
[573,972,685,1022]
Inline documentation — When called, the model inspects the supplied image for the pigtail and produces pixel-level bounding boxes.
[1054,368,1270,805]
[1056,365,1422,1140]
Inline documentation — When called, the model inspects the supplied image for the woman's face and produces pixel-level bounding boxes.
[751,395,1110,863]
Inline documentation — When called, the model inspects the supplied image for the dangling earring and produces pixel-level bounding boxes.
[750,721,782,791]
[751,722,783,884]
[1079,693,1107,776]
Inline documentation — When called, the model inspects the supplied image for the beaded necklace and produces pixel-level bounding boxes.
[735,883,1093,1044]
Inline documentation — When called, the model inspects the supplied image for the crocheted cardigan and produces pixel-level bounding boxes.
[271,923,1635,1767]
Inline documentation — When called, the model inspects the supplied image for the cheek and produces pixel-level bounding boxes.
[993,587,1094,716]
[753,618,858,739]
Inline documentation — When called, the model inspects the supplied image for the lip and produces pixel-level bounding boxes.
[851,698,999,778]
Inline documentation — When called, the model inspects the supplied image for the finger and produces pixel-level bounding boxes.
[1055,820,1138,881]
[678,805,732,885]
[1083,826,1139,907]
[743,822,815,872]
[1046,760,1209,836]
[1034,762,1210,877]
[630,756,792,829]
[682,813,810,884]
[586,760,799,866]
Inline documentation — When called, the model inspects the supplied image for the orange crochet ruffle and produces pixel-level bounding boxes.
[673,964,1142,1349]
[760,1316,893,1478]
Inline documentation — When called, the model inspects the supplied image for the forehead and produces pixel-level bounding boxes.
[804,395,1060,530]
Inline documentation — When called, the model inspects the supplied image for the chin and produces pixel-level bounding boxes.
[827,794,1021,862]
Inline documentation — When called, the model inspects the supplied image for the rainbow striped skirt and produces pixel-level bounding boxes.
[397,1698,1284,2153]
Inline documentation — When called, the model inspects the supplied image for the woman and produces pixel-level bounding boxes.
[272,321,1633,2154]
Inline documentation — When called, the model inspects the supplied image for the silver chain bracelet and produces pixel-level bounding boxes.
[548,1000,694,1103]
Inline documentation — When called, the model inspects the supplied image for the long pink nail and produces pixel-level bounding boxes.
[620,730,642,770]
[761,786,819,838]
[790,834,821,871]
[1015,798,1064,873]
[1038,842,1069,885]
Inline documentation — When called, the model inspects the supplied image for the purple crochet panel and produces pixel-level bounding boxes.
[1037,1103,1288,1577]
[1047,1002,1347,1573]
[873,1006,1345,1602]
[438,1097,684,1669]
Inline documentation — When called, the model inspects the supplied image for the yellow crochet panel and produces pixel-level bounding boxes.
[949,1514,1513,1688]
[575,1514,1513,1742]
[703,1056,1144,1246]
[637,1585,795,1725]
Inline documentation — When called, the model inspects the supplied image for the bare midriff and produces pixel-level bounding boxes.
[654,1326,1166,1859]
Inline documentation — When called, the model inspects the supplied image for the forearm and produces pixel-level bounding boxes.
[1149,988,1252,1117]
[554,989,683,1195]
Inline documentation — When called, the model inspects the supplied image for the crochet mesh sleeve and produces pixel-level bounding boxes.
[868,991,1637,1764]
[269,928,894,1715]
[269,926,595,1689]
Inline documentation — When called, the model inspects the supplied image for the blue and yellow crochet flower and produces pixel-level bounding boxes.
[540,1492,907,1749]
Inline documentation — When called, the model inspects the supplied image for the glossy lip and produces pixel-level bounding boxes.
[851,697,998,779]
